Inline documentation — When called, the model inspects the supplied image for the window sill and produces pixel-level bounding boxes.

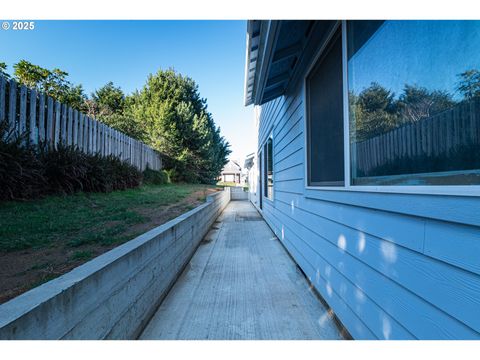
[302,186,480,227]
[304,184,480,197]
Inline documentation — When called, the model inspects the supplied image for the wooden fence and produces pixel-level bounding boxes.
[354,97,480,176]
[0,75,161,171]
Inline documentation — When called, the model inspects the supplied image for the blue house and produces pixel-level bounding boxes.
[244,20,480,339]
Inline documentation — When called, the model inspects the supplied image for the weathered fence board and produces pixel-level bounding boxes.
[29,89,37,144]
[67,107,73,146]
[8,79,17,135]
[61,104,67,144]
[19,85,27,139]
[54,100,61,148]
[38,94,45,143]
[0,75,161,171]
[46,97,54,145]
[0,77,5,123]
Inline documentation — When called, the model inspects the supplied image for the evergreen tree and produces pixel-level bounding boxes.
[127,68,230,183]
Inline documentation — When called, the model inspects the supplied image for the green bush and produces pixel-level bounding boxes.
[0,123,47,200]
[143,167,170,185]
[0,124,143,201]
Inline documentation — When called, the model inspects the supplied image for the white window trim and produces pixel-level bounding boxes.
[303,20,480,197]
[263,130,274,202]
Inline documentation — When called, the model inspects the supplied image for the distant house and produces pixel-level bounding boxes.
[219,160,243,184]
[244,20,480,339]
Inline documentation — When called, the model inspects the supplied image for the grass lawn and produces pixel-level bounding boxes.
[0,183,218,304]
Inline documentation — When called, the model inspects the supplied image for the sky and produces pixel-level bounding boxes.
[348,20,480,100]
[0,20,255,162]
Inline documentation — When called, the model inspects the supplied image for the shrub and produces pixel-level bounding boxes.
[0,124,143,201]
[39,146,143,195]
[0,123,47,201]
[143,167,170,185]
[38,144,88,194]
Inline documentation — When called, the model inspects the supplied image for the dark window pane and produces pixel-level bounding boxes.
[264,135,273,199]
[267,137,273,198]
[348,20,480,185]
[307,29,345,186]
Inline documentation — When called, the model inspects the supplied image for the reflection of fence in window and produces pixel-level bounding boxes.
[353,97,480,184]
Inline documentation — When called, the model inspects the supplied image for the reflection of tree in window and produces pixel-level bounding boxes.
[348,20,480,185]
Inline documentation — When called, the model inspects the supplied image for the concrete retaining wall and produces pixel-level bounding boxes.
[0,188,231,340]
[230,186,248,200]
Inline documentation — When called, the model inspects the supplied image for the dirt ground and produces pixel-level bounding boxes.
[0,187,220,304]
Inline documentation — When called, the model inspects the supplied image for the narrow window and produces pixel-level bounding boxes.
[306,28,345,186]
[263,134,274,199]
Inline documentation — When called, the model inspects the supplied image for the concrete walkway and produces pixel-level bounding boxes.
[139,201,343,340]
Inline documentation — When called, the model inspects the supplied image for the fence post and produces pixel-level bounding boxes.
[73,109,78,147]
[46,97,54,147]
[8,79,17,137]
[54,100,61,148]
[29,89,37,145]
[67,107,73,146]
[83,116,89,152]
[89,117,94,153]
[19,85,27,141]
[79,113,85,150]
[92,119,97,154]
[38,94,45,143]
[0,76,5,124]
[60,103,67,144]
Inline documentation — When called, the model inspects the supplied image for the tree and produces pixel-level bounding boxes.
[127,68,230,183]
[0,62,10,79]
[350,82,401,141]
[456,69,480,100]
[351,82,457,142]
[13,60,87,111]
[398,84,454,122]
[91,82,126,117]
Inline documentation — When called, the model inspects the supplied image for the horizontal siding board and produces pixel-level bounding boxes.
[273,95,302,142]
[275,117,303,156]
[283,235,378,340]
[274,179,304,195]
[276,191,424,252]
[263,208,381,340]
[275,163,304,182]
[304,189,480,228]
[279,214,415,340]
[275,132,304,164]
[275,147,304,172]
[424,220,480,275]
[272,197,480,336]
[271,199,479,339]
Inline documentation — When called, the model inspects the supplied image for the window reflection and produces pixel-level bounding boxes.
[348,21,480,185]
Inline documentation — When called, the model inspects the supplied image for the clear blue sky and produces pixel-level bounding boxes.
[0,20,254,162]
[349,20,480,100]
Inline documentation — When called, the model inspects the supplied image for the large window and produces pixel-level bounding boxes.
[306,28,345,186]
[347,21,480,186]
[264,135,273,199]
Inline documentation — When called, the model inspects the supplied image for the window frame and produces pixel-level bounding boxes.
[303,20,480,197]
[263,132,274,201]
[305,23,345,187]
